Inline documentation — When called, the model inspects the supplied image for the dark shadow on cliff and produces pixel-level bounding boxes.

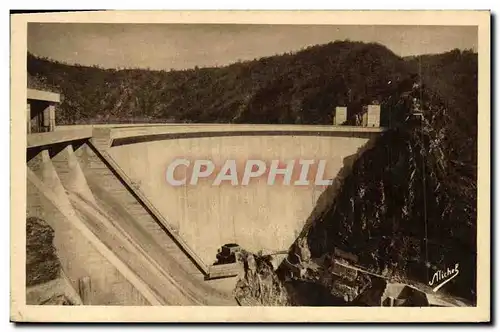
[281,122,477,304]
[291,134,382,246]
[278,74,478,304]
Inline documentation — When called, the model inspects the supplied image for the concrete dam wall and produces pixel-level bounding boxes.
[98,125,383,267]
[26,124,383,305]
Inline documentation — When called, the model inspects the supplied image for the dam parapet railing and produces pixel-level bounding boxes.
[32,124,384,150]
[54,123,386,149]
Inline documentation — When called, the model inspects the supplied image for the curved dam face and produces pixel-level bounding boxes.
[100,125,383,267]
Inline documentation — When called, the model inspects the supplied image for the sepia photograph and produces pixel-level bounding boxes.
[10,10,490,322]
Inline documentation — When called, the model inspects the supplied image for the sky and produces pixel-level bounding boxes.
[28,23,478,71]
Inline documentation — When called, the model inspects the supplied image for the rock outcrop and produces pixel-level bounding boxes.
[289,80,477,303]
[26,217,61,287]
[234,251,292,306]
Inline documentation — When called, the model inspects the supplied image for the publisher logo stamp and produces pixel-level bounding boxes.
[165,158,334,187]
[429,263,460,292]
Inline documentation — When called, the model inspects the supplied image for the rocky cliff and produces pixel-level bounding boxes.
[290,80,477,303]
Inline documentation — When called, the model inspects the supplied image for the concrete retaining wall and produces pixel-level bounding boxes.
[25,124,383,304]
[106,131,377,266]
